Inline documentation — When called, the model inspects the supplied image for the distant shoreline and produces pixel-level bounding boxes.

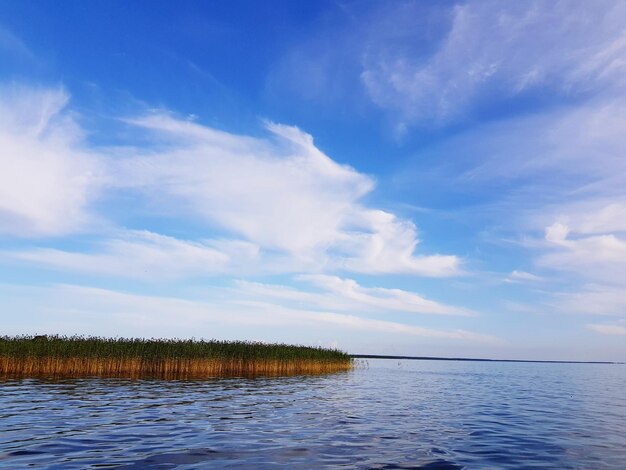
[351,354,621,365]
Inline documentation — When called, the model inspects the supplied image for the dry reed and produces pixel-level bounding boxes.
[0,335,353,379]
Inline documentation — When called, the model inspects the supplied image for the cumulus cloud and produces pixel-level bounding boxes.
[237,274,474,316]
[361,0,626,125]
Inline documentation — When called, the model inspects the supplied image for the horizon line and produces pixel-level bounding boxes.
[350,354,623,365]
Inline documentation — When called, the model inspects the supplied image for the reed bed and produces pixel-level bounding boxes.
[0,335,352,379]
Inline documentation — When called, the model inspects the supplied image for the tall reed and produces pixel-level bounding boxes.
[0,335,352,379]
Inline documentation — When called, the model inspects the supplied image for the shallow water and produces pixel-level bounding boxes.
[1,359,625,469]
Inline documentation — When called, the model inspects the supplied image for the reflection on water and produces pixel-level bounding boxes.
[1,360,625,468]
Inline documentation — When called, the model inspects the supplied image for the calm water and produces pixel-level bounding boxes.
[1,359,625,469]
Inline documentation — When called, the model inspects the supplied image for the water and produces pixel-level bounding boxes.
[1,359,625,469]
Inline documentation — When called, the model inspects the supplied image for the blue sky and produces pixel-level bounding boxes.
[1,0,625,360]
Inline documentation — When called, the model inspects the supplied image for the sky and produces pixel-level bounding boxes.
[1,0,625,361]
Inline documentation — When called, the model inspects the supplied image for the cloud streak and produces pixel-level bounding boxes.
[1,87,460,277]
[506,270,543,283]
[0,283,495,344]
[552,285,626,317]
[541,222,626,280]
[587,322,626,336]
[0,86,102,236]
[237,274,475,316]
[7,231,252,280]
[115,113,458,276]
[361,0,626,126]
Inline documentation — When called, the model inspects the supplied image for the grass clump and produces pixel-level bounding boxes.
[0,335,352,379]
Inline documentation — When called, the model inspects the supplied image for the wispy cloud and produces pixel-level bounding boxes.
[0,26,36,62]
[0,283,496,344]
[1,86,460,277]
[505,270,543,283]
[360,0,626,126]
[539,222,626,283]
[587,322,626,336]
[237,274,475,316]
[5,2,626,360]
[0,86,102,236]
[528,201,626,237]
[235,300,491,341]
[357,2,626,338]
[6,230,253,280]
[552,285,626,317]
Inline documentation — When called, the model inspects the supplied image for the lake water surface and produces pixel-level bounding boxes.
[1,359,625,469]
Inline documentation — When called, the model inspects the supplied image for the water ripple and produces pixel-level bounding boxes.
[1,361,625,468]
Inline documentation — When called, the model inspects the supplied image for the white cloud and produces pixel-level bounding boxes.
[390,96,626,240]
[530,217,626,323]
[237,274,474,316]
[0,283,249,338]
[587,322,626,336]
[0,86,102,236]
[553,285,626,316]
[6,230,257,280]
[544,222,570,244]
[235,299,491,341]
[115,113,373,255]
[361,0,626,125]
[0,283,496,344]
[443,98,626,190]
[518,206,626,322]
[331,209,460,276]
[0,85,458,277]
[501,301,541,315]
[531,201,626,236]
[539,221,626,282]
[396,97,626,288]
[396,97,626,312]
[506,270,543,283]
[301,274,473,315]
[109,111,459,276]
